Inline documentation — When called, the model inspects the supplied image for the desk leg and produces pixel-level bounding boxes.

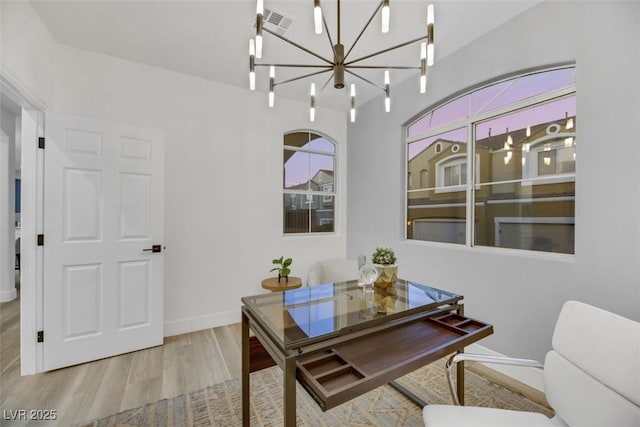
[456,303,465,406]
[241,310,250,427]
[283,355,297,427]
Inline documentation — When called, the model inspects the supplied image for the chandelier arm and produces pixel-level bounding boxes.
[320,72,334,91]
[345,35,428,66]
[348,65,420,70]
[343,1,384,61]
[322,10,338,60]
[263,27,334,65]
[255,64,333,68]
[274,69,333,87]
[345,69,385,92]
[337,0,341,45]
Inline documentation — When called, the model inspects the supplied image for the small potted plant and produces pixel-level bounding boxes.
[270,256,293,283]
[371,247,397,289]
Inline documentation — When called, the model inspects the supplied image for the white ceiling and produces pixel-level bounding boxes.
[31,0,542,111]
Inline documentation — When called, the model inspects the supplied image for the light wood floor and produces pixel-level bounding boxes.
[0,294,243,426]
[0,287,548,426]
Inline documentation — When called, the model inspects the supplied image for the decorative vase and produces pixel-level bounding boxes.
[373,264,397,289]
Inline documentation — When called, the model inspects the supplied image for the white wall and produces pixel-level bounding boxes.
[348,1,640,361]
[2,1,348,336]
[51,45,348,335]
[0,107,17,301]
[0,1,56,106]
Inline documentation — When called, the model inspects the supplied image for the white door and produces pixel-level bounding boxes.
[43,113,164,370]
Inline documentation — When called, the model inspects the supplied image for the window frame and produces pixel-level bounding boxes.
[404,65,577,254]
[283,131,337,235]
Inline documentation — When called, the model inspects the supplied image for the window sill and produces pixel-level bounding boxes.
[403,239,576,262]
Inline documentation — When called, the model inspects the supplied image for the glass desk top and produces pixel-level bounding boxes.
[241,279,462,350]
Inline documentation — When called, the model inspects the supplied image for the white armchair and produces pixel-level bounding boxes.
[423,300,640,427]
[306,258,359,286]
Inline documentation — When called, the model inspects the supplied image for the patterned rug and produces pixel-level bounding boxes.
[81,358,553,426]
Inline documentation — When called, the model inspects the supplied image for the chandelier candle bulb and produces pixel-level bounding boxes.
[310,83,316,122]
[566,117,574,130]
[427,4,435,66]
[314,0,322,34]
[268,65,274,107]
[256,0,263,15]
[350,83,356,122]
[381,0,390,33]
[526,126,531,137]
[255,16,263,59]
[249,39,255,91]
[420,42,427,93]
[384,71,390,112]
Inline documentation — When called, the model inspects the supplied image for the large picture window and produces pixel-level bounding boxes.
[406,67,576,254]
[283,132,336,234]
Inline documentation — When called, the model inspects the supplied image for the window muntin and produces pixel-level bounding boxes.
[284,132,336,234]
[407,67,576,138]
[406,67,576,254]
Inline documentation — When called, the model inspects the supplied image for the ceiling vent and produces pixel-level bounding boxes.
[255,7,294,35]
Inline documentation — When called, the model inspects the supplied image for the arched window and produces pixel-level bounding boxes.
[283,131,336,233]
[406,66,576,254]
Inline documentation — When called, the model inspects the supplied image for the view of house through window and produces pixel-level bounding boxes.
[283,132,335,233]
[406,67,576,254]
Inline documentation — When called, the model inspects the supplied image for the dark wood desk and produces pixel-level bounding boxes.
[241,280,493,426]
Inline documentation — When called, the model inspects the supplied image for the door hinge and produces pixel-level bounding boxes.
[38,137,45,149]
[37,331,44,343]
[37,234,44,246]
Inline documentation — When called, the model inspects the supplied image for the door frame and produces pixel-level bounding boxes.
[1,70,47,375]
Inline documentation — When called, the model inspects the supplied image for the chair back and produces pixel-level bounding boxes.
[307,259,358,286]
[544,301,640,426]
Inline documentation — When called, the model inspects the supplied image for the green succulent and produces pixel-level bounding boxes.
[371,247,397,265]
[270,256,293,277]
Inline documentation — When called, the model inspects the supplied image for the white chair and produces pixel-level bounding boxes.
[306,258,359,286]
[423,300,640,427]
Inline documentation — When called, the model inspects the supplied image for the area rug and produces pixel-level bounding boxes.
[81,358,553,426]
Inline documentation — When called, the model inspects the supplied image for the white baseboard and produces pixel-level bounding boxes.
[164,309,241,337]
[466,343,545,393]
[0,288,17,302]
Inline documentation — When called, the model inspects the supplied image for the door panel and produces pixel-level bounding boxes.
[44,113,164,371]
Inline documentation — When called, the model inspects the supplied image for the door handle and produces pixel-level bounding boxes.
[142,245,163,253]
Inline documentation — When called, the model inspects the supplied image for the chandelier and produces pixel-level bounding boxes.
[248,0,435,122]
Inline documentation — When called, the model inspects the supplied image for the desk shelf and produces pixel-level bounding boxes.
[296,313,492,410]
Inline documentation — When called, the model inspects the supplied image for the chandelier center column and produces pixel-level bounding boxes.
[333,43,345,89]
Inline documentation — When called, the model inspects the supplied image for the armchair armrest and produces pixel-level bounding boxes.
[445,353,544,405]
